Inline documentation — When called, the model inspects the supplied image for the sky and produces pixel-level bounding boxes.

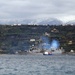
[0,0,75,23]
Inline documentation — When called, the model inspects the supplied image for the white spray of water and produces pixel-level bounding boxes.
[39,36,60,50]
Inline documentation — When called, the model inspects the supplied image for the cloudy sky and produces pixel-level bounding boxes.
[0,0,75,22]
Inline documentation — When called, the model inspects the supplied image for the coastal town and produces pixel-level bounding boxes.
[0,24,75,55]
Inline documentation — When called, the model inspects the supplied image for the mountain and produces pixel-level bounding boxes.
[66,20,75,25]
[0,19,32,25]
[0,18,63,25]
[30,18,63,25]
[37,18,63,25]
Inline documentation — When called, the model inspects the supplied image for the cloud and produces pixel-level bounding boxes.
[0,0,75,22]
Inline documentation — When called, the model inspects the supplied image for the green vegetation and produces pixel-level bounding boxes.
[0,25,75,53]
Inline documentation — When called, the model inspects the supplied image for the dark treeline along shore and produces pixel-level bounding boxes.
[0,24,75,54]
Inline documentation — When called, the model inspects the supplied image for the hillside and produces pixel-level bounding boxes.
[0,25,75,53]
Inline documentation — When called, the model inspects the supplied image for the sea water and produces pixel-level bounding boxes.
[0,54,75,75]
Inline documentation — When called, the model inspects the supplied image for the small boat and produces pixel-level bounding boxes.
[43,51,52,55]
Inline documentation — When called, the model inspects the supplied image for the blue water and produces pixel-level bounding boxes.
[0,54,75,75]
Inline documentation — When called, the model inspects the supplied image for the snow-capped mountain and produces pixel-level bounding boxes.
[37,18,63,25]
[29,18,63,25]
[0,18,63,25]
[66,20,75,25]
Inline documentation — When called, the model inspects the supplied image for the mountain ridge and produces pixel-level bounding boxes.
[0,18,75,25]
